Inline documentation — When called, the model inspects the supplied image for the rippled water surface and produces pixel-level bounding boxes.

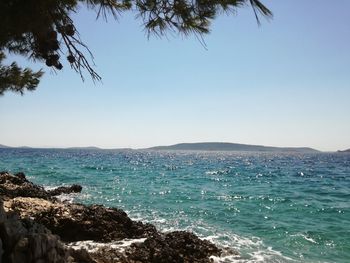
[1,148,349,262]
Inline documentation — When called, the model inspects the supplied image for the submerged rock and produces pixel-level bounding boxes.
[47,185,83,196]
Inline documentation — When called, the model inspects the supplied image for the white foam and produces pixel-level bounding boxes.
[210,254,241,263]
[198,228,297,262]
[43,185,57,191]
[55,193,78,203]
[210,247,297,263]
[291,233,317,244]
[205,169,229,175]
[67,238,146,253]
[206,171,220,175]
[302,235,317,244]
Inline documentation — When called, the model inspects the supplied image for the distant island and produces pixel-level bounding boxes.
[146,142,319,153]
[338,149,350,153]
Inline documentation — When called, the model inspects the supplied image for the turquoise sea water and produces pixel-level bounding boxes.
[0,148,349,262]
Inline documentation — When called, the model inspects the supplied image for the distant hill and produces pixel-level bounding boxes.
[0,145,131,151]
[66,146,102,150]
[0,144,102,150]
[338,149,350,153]
[146,142,319,153]
[0,144,32,149]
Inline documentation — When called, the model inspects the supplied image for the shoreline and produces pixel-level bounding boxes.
[0,171,230,262]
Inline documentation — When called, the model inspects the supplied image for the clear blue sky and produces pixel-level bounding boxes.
[1,0,349,151]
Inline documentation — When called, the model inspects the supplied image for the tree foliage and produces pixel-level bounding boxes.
[0,0,271,95]
[0,53,44,95]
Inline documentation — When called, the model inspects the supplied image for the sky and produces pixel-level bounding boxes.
[1,0,350,151]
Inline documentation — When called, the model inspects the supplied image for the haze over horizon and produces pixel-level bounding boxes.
[1,1,349,152]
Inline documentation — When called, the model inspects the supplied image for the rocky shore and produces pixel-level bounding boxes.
[0,171,224,263]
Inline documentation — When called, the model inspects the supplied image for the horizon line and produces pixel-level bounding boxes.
[1,141,344,152]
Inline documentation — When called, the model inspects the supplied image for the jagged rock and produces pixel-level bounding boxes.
[4,197,157,243]
[0,238,3,263]
[14,173,26,181]
[0,172,51,200]
[0,171,82,200]
[48,185,82,196]
[0,211,28,254]
[6,232,74,263]
[0,199,95,263]
[0,200,65,263]
[125,231,221,263]
[29,202,157,242]
[68,248,96,263]
[4,197,68,220]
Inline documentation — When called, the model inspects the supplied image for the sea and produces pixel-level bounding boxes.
[0,148,349,262]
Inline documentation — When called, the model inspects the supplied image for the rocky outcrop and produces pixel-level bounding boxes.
[84,232,221,263]
[0,172,52,200]
[125,231,221,263]
[0,171,224,263]
[0,199,88,263]
[0,171,83,200]
[4,197,157,243]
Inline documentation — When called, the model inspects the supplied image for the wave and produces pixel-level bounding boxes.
[205,169,231,175]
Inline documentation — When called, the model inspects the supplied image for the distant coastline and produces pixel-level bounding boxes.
[337,148,350,153]
[1,142,321,153]
[0,144,131,151]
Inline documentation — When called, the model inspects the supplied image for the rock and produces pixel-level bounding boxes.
[34,203,157,242]
[0,238,3,263]
[87,245,129,263]
[4,197,157,243]
[0,199,65,262]
[47,184,82,196]
[6,232,75,263]
[9,237,31,263]
[14,173,26,181]
[125,231,221,263]
[0,211,28,253]
[0,172,51,200]
[0,172,82,200]
[4,197,68,220]
[0,199,94,263]
[68,248,96,263]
